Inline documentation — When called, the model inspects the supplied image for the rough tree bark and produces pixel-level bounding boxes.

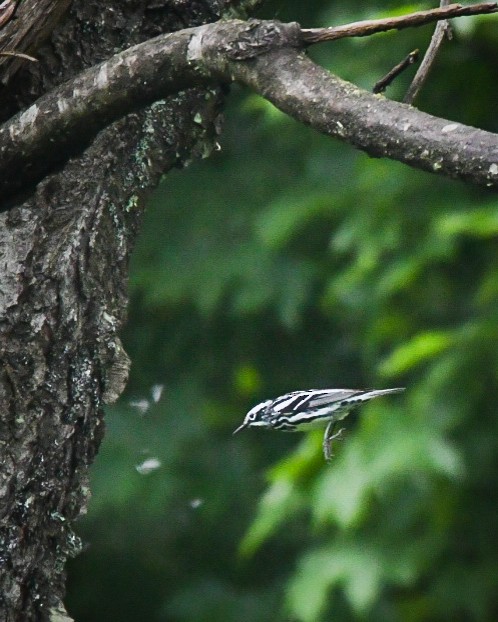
[0,1,497,620]
[0,1,258,620]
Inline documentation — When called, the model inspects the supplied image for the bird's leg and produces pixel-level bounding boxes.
[322,422,346,462]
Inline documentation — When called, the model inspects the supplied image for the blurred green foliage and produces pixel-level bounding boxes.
[66,1,498,621]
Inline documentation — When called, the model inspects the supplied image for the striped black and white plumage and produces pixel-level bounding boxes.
[233,388,404,460]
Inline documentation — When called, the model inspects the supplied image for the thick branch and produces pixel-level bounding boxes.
[233,44,498,191]
[0,18,497,204]
[0,25,210,202]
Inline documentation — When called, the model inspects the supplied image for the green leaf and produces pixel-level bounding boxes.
[379,331,455,377]
[256,194,334,250]
[288,537,423,621]
[436,205,498,238]
[286,546,344,622]
[239,479,303,557]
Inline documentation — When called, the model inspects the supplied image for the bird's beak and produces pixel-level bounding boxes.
[233,421,248,435]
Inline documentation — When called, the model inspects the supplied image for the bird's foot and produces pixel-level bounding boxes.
[322,427,346,462]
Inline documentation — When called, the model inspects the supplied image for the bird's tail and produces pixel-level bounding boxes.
[358,387,405,402]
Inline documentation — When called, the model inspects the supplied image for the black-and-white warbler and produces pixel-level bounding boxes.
[233,387,405,461]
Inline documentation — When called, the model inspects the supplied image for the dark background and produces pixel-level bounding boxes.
[66,1,498,620]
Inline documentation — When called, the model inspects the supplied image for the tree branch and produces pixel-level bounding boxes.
[1,16,497,205]
[301,2,497,43]
[373,49,419,94]
[404,0,452,104]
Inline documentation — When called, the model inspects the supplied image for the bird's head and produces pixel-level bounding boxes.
[233,399,272,434]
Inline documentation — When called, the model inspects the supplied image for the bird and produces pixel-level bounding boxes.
[233,387,405,461]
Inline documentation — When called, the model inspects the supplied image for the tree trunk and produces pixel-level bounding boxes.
[0,1,256,619]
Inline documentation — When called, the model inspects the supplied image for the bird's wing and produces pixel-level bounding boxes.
[303,389,363,408]
[271,389,362,414]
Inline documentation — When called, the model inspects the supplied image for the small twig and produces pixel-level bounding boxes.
[373,49,419,94]
[404,0,451,104]
[0,51,38,62]
[301,2,498,44]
